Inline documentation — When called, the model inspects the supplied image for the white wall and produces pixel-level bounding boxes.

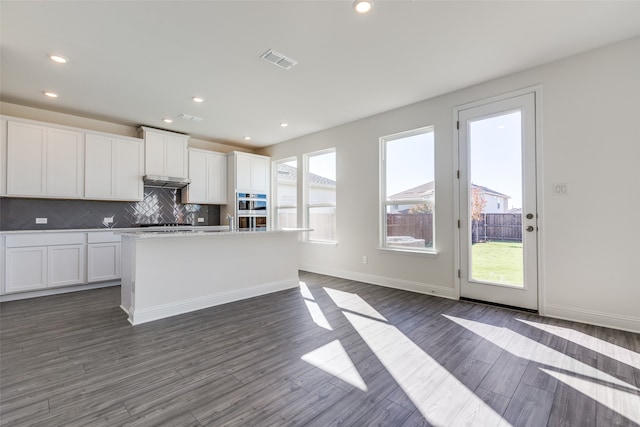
[0,101,248,154]
[259,36,640,332]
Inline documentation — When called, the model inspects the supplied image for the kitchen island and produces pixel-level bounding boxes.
[117,228,306,325]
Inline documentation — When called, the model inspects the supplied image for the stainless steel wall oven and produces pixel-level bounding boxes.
[236,192,268,231]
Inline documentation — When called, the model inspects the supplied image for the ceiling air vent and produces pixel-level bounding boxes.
[260,49,298,70]
[177,113,203,122]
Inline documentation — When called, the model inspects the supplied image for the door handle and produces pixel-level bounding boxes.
[526,226,535,232]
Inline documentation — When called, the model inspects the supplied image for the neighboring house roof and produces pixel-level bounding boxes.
[389,181,509,200]
[471,183,510,198]
[388,181,434,200]
[276,163,336,186]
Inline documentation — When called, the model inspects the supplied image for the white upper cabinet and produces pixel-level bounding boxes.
[85,133,143,201]
[182,148,227,205]
[6,121,84,198]
[139,126,188,178]
[229,151,270,193]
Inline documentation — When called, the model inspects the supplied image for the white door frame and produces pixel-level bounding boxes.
[452,85,545,314]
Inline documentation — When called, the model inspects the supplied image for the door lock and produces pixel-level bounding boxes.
[526,226,535,232]
[526,213,534,219]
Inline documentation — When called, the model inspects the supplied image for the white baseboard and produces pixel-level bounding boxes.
[299,264,457,300]
[0,281,120,302]
[129,278,299,325]
[544,303,640,334]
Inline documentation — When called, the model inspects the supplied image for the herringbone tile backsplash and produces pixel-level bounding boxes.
[0,188,220,230]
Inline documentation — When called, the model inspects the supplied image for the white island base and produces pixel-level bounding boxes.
[118,230,303,325]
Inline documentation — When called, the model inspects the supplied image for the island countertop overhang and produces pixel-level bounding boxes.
[115,228,311,239]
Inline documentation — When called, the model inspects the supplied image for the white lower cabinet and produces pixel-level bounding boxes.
[87,232,122,282]
[48,244,85,288]
[5,246,48,293]
[3,231,124,296]
[4,233,86,294]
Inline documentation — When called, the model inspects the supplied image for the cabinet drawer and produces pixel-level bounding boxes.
[6,233,85,248]
[87,232,122,244]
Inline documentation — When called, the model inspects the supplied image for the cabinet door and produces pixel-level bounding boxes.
[46,128,84,198]
[236,154,252,191]
[7,121,47,196]
[114,138,143,201]
[87,243,121,282]
[185,149,207,203]
[144,131,165,176]
[208,153,227,204]
[5,246,48,293]
[250,156,269,192]
[48,244,85,288]
[85,134,114,199]
[164,134,187,178]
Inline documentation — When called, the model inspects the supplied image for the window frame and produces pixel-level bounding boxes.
[272,156,299,230]
[380,126,436,255]
[304,148,337,244]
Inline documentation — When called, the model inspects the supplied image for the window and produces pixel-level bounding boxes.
[304,149,336,242]
[381,127,435,252]
[274,158,298,229]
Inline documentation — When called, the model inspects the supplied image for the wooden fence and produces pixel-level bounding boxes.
[386,213,433,244]
[387,212,521,244]
[472,213,522,242]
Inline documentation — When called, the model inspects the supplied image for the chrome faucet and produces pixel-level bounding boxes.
[226,214,235,231]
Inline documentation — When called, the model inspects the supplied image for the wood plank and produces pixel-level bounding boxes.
[1,271,638,426]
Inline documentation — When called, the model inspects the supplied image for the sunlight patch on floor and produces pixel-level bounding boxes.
[445,315,639,392]
[324,287,387,321]
[301,339,367,391]
[300,281,332,330]
[516,318,640,368]
[541,368,640,425]
[299,281,314,300]
[344,311,509,425]
[303,300,332,330]
[446,315,640,423]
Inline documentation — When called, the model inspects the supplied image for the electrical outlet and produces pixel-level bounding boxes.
[35,217,48,224]
[362,256,368,264]
[553,183,568,196]
[103,216,114,224]
[197,217,205,223]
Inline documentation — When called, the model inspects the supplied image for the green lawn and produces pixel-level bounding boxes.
[471,241,523,286]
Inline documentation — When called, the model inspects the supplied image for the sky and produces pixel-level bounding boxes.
[469,111,523,209]
[385,131,435,196]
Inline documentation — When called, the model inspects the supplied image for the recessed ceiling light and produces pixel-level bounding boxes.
[163,118,173,123]
[243,136,252,141]
[280,122,288,128]
[192,97,204,103]
[353,0,373,14]
[43,91,58,98]
[49,55,68,64]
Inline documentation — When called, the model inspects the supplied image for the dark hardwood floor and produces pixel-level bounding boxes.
[1,271,639,426]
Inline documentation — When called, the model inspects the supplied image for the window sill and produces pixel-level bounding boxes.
[377,247,438,258]
[304,240,338,246]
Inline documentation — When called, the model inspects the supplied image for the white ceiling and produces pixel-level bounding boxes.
[2,1,640,148]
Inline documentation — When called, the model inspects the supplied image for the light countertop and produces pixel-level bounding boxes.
[115,228,311,239]
[0,226,228,235]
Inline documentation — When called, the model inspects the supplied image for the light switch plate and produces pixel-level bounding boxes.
[35,217,48,224]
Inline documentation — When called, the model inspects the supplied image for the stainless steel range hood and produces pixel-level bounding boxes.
[143,175,190,189]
